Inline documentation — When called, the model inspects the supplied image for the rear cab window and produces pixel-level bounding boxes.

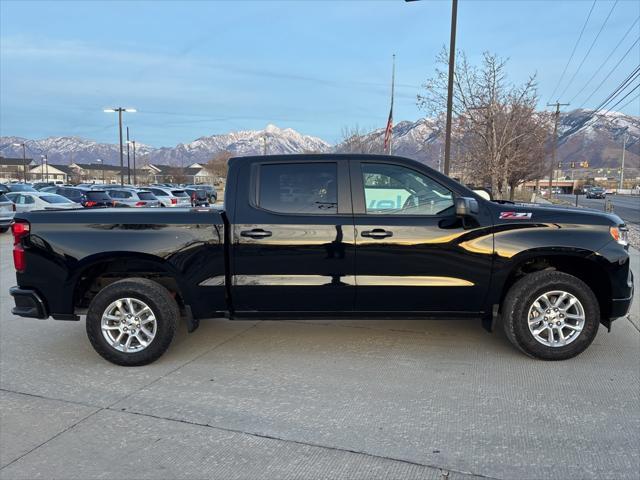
[257,163,337,215]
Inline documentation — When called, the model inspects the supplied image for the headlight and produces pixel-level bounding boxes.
[610,226,629,246]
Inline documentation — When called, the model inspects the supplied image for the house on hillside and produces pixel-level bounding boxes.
[0,157,36,183]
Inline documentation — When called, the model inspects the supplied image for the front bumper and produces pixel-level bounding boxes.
[10,287,48,319]
[609,268,634,322]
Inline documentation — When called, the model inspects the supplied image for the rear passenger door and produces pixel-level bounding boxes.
[231,159,355,313]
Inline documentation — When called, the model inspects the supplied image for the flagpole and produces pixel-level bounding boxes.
[390,54,395,155]
[384,54,396,155]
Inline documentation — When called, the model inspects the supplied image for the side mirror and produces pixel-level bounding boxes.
[455,197,479,216]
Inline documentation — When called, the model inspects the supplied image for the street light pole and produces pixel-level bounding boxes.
[129,140,137,185]
[126,126,131,185]
[12,142,28,183]
[619,130,628,191]
[104,107,136,186]
[41,155,48,182]
[405,0,458,176]
[97,159,105,184]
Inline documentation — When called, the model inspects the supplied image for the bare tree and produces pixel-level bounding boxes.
[338,125,383,154]
[418,49,550,199]
[206,150,232,181]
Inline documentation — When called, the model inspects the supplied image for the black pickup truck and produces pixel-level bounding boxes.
[9,155,633,365]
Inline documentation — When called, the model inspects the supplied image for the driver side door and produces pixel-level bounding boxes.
[351,160,493,314]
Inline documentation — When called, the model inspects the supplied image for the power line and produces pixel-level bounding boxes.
[569,16,639,104]
[592,66,640,112]
[603,83,640,113]
[547,0,597,103]
[557,0,619,100]
[578,39,640,108]
[614,92,639,112]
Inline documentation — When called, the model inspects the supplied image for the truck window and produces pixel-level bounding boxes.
[361,163,453,215]
[258,163,338,215]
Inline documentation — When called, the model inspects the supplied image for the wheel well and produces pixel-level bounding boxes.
[74,258,185,310]
[499,255,611,318]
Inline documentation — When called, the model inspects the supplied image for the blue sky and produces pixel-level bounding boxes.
[1,0,639,147]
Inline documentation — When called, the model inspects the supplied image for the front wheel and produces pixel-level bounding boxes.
[502,271,600,360]
[86,278,179,366]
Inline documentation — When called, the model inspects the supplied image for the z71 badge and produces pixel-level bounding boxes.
[499,211,532,220]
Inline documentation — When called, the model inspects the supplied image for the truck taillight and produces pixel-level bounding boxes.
[171,198,177,205]
[84,201,97,207]
[12,221,30,272]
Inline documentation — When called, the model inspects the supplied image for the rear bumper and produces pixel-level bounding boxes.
[10,286,48,319]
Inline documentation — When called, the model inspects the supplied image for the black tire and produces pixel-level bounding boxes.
[0,227,8,233]
[86,278,179,366]
[502,270,600,360]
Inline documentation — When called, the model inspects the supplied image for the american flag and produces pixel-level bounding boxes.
[383,106,393,154]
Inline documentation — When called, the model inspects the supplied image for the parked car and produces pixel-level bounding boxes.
[0,193,15,232]
[184,184,217,203]
[586,187,606,199]
[184,188,210,207]
[104,188,161,208]
[6,191,82,213]
[0,184,10,194]
[32,182,56,190]
[148,187,191,207]
[8,154,634,366]
[54,187,114,208]
[7,184,36,193]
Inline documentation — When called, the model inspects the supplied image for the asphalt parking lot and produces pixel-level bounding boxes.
[1,232,639,480]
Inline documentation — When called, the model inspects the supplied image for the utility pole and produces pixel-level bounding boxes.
[126,126,131,185]
[41,155,48,182]
[619,130,628,191]
[104,107,136,186]
[442,0,458,176]
[546,101,569,194]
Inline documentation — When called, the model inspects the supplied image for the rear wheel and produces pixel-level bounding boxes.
[502,271,600,360]
[0,227,8,233]
[86,278,179,366]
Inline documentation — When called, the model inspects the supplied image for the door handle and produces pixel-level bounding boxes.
[240,229,272,239]
[361,229,393,239]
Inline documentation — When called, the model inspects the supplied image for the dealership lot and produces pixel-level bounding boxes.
[1,232,638,479]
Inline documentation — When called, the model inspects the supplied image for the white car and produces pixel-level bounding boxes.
[148,187,191,207]
[6,191,82,213]
[0,192,15,233]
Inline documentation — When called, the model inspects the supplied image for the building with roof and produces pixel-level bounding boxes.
[0,156,36,183]
[28,163,75,183]
[142,163,215,184]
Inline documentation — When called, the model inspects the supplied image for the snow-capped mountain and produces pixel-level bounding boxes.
[0,136,155,165]
[557,110,639,170]
[1,111,637,170]
[148,124,330,164]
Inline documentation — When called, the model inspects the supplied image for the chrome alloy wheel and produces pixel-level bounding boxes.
[101,298,157,353]
[528,290,585,347]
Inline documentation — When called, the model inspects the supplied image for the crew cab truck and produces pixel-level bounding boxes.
[10,155,633,366]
